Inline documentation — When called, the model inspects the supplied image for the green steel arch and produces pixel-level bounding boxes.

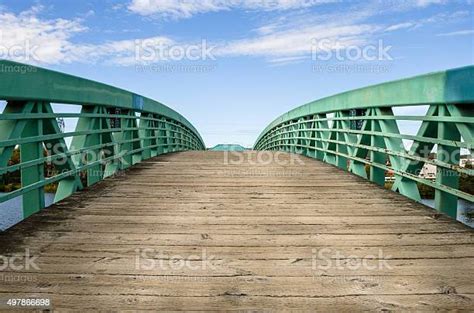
[254,66,474,219]
[0,60,205,223]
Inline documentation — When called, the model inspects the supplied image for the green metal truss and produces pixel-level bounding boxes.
[254,66,474,220]
[0,60,205,223]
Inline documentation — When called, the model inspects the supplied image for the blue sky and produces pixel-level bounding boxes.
[0,0,473,147]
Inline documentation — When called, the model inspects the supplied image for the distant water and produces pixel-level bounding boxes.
[421,199,473,228]
[0,193,55,231]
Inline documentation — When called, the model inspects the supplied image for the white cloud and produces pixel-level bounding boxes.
[437,29,474,36]
[213,2,470,61]
[128,0,229,18]
[219,24,376,59]
[384,10,469,33]
[0,7,177,65]
[384,0,448,10]
[128,0,337,19]
[385,22,414,32]
[267,55,308,66]
[70,36,176,65]
[414,0,447,6]
[215,6,381,60]
[0,6,86,64]
[0,1,470,67]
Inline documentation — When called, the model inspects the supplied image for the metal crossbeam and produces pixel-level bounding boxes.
[0,61,204,225]
[255,66,474,220]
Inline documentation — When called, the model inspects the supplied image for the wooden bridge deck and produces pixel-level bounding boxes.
[0,151,473,311]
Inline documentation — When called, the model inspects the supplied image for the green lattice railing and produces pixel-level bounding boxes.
[0,60,204,222]
[254,66,474,219]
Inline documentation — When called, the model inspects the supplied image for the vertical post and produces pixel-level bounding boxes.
[324,113,338,166]
[43,103,83,203]
[119,110,141,168]
[336,111,348,170]
[391,105,438,202]
[306,116,317,159]
[157,118,167,155]
[131,112,142,165]
[0,102,32,167]
[289,122,296,154]
[150,115,159,157]
[298,118,307,156]
[435,105,460,219]
[21,102,45,218]
[86,107,102,186]
[348,108,371,179]
[180,127,185,151]
[169,123,176,152]
[164,120,172,153]
[370,115,386,186]
[315,114,328,161]
[102,108,120,179]
[139,113,153,160]
[341,110,359,167]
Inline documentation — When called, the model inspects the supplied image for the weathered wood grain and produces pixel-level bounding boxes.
[0,151,472,311]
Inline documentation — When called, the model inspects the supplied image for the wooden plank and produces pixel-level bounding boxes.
[0,151,472,311]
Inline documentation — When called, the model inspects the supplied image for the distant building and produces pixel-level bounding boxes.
[460,158,473,168]
[419,163,436,180]
[418,157,473,180]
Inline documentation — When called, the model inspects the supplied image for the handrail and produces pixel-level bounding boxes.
[254,66,474,219]
[0,60,204,143]
[0,60,205,225]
